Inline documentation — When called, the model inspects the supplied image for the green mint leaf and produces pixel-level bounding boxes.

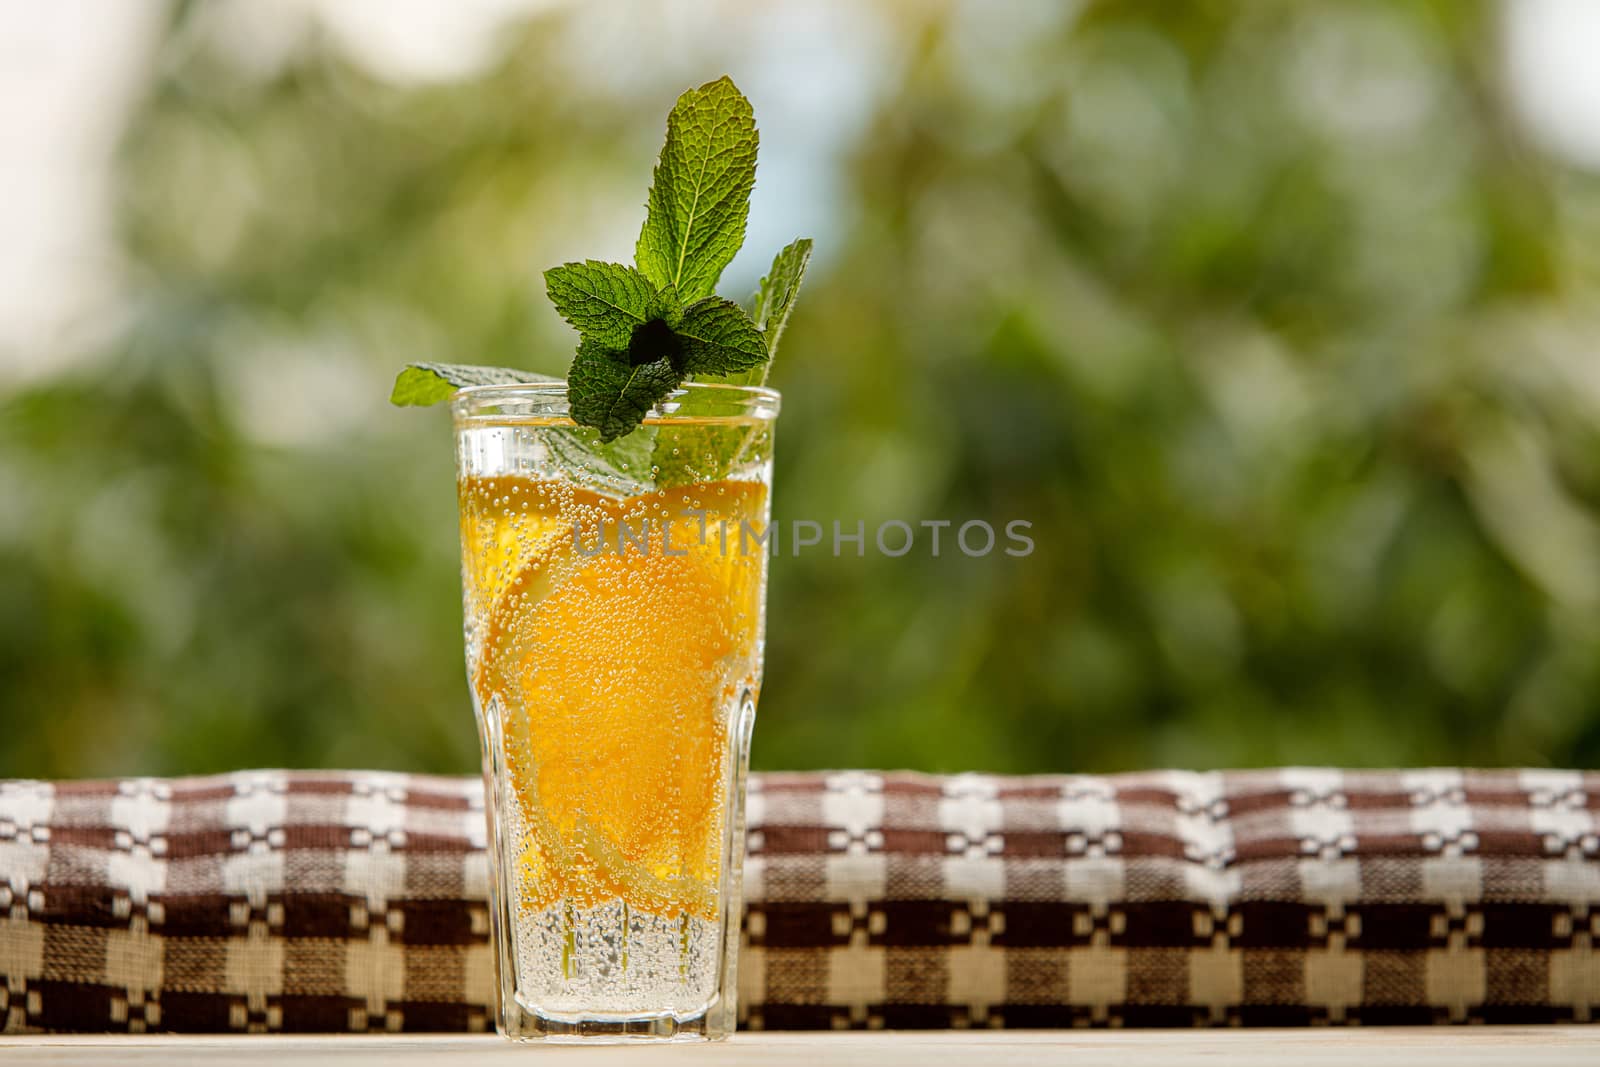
[651,421,770,490]
[542,424,659,497]
[675,297,768,376]
[754,238,812,357]
[389,362,558,406]
[544,261,675,350]
[567,341,682,442]
[635,77,758,304]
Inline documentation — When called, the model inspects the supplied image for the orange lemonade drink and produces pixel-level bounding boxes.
[453,395,773,1029]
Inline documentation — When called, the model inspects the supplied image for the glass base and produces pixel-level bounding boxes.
[499,999,733,1042]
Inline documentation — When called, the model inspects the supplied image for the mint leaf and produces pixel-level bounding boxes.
[542,424,659,497]
[544,261,675,350]
[568,341,681,442]
[390,362,557,406]
[651,421,771,490]
[635,77,758,304]
[676,297,768,375]
[754,238,812,358]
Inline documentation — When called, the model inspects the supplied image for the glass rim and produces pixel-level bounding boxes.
[451,379,780,424]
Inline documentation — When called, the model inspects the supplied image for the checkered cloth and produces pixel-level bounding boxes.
[1,769,1596,1033]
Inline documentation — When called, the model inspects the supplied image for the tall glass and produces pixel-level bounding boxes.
[451,381,777,1042]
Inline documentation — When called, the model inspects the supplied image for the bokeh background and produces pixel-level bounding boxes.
[4,0,1600,779]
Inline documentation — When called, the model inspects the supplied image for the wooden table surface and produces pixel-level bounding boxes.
[2,1029,1596,1066]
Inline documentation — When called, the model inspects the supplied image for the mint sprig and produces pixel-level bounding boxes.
[390,75,811,456]
[390,362,557,406]
[636,77,758,304]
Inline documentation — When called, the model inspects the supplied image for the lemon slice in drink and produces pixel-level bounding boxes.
[475,483,760,919]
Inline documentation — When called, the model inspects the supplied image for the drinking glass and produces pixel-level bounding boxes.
[452,381,777,1041]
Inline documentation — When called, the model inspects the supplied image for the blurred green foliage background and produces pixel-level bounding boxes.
[4,0,1600,778]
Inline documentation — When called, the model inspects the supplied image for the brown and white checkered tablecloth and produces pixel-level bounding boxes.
[1,769,1597,1032]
